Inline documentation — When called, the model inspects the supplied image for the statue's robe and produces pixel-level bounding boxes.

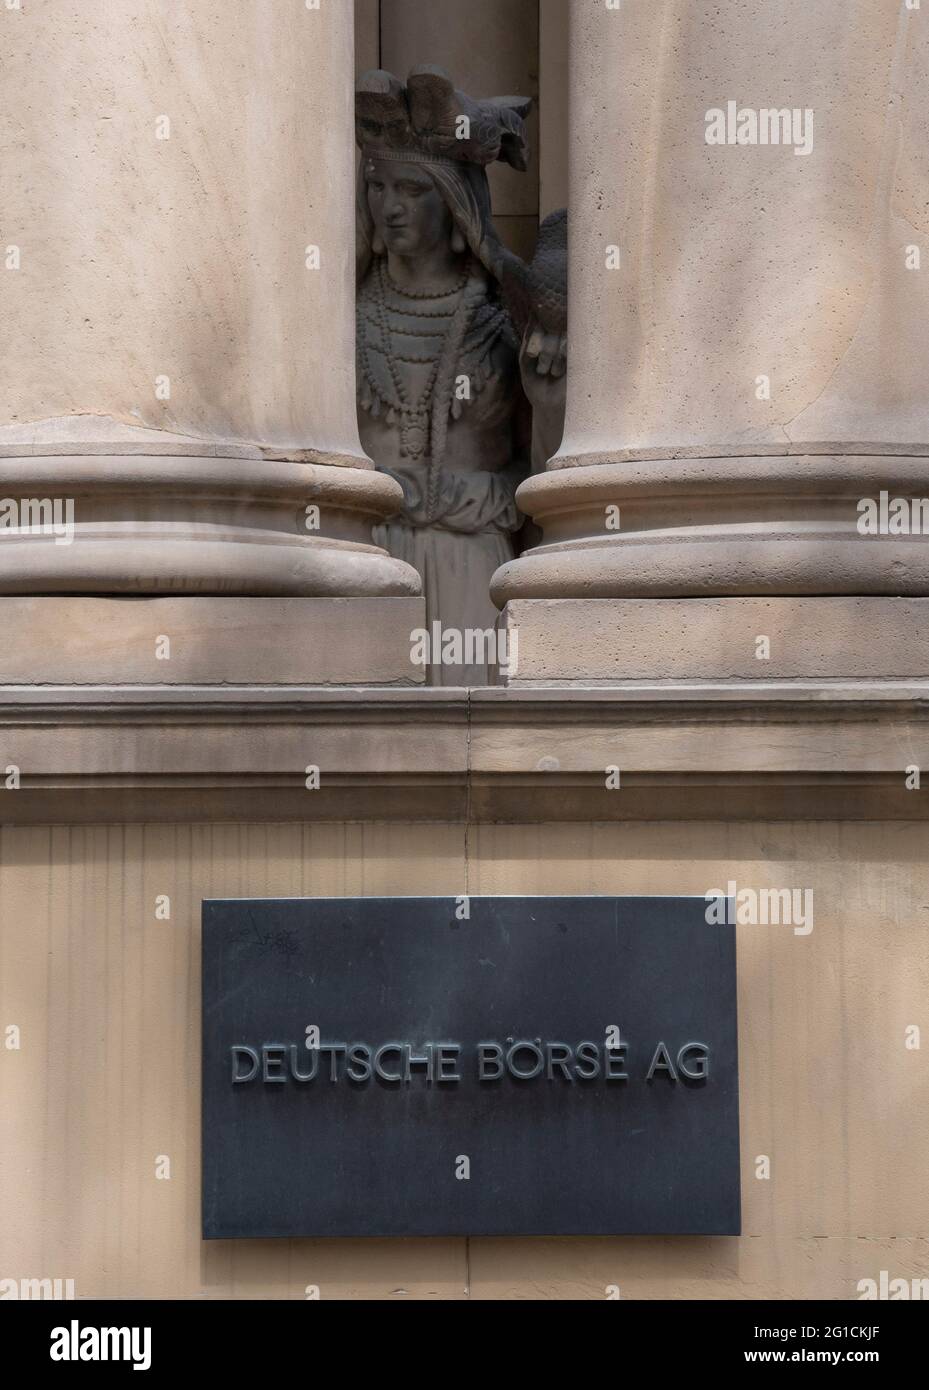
[357,258,531,685]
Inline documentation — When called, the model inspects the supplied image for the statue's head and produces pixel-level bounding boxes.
[356,66,532,280]
[363,157,454,259]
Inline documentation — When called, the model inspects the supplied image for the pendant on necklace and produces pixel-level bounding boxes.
[400,417,429,459]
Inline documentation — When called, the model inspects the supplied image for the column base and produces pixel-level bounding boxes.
[497,597,929,685]
[491,457,929,602]
[0,446,420,598]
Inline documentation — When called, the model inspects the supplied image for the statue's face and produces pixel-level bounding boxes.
[366,159,454,257]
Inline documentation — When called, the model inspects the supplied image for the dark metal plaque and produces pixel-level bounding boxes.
[202,896,740,1238]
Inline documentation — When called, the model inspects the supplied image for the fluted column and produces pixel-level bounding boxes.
[494,0,929,622]
[0,0,418,599]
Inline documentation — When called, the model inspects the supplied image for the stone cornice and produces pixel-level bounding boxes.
[3,679,929,709]
[0,684,928,823]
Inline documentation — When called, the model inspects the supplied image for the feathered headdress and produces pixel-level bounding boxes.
[356,65,532,171]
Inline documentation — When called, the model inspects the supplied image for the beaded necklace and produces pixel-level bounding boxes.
[365,259,469,460]
[384,264,469,301]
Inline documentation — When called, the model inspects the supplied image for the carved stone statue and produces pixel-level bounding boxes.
[355,66,566,685]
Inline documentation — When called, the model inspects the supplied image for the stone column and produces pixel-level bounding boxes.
[493,0,929,683]
[0,0,418,603]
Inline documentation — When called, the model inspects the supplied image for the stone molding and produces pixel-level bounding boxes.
[0,456,420,597]
[1,683,927,823]
[493,458,929,602]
